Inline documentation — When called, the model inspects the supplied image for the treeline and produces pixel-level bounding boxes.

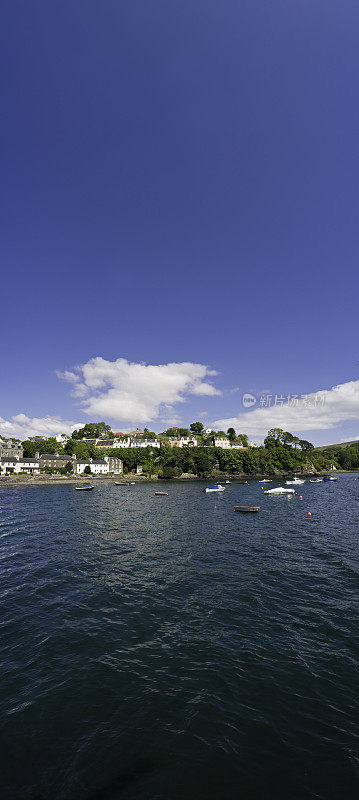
[314,441,359,471]
[21,427,352,477]
[80,428,337,477]
[22,438,99,460]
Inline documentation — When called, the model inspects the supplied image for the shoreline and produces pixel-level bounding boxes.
[0,470,356,489]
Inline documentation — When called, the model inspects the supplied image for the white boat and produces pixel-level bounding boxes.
[259,479,272,483]
[310,478,323,483]
[205,484,225,493]
[286,477,305,485]
[264,487,295,494]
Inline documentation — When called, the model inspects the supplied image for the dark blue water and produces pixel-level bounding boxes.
[0,476,358,800]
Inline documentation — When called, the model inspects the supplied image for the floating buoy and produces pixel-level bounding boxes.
[307,511,311,516]
[300,495,302,500]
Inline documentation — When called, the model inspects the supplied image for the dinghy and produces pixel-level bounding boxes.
[75,485,94,491]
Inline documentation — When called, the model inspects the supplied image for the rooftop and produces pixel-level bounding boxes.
[40,453,74,460]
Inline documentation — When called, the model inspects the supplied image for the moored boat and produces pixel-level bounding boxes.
[155,491,168,496]
[264,487,295,494]
[235,506,260,512]
[205,484,225,493]
[75,485,94,491]
[286,477,305,485]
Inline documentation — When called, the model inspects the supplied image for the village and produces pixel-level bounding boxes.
[0,425,257,477]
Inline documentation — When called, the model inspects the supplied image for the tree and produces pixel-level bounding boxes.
[65,461,73,473]
[282,432,294,448]
[162,465,176,479]
[83,465,92,475]
[190,422,204,435]
[238,434,248,447]
[22,438,64,457]
[73,422,113,440]
[193,448,215,477]
[227,427,236,442]
[66,440,94,460]
[299,440,314,460]
[268,428,285,441]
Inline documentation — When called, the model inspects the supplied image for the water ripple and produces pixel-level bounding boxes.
[0,477,358,799]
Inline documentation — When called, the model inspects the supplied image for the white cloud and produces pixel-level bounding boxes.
[54,370,78,383]
[214,380,359,437]
[0,414,81,440]
[160,417,183,427]
[57,357,221,423]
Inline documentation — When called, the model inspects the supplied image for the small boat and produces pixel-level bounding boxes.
[225,480,231,484]
[259,479,272,483]
[128,481,136,485]
[235,506,260,513]
[310,478,323,483]
[286,477,305,485]
[323,475,338,482]
[236,481,248,485]
[205,484,225,493]
[155,491,168,496]
[264,487,295,494]
[75,485,94,491]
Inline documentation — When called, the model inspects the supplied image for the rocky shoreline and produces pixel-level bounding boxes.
[0,469,349,489]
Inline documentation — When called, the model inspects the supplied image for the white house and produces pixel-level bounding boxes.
[0,457,40,475]
[75,459,110,475]
[55,434,70,446]
[165,437,198,448]
[213,437,231,449]
[130,438,160,448]
[0,457,19,475]
[75,456,123,475]
[110,438,131,448]
[104,456,123,474]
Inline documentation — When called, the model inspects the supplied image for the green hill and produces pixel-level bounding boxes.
[314,439,359,451]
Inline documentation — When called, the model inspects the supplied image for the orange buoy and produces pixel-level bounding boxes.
[307,511,311,516]
[300,495,302,500]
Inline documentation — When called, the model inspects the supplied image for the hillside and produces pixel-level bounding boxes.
[314,439,359,451]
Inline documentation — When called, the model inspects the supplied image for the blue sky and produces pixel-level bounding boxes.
[1,0,358,444]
